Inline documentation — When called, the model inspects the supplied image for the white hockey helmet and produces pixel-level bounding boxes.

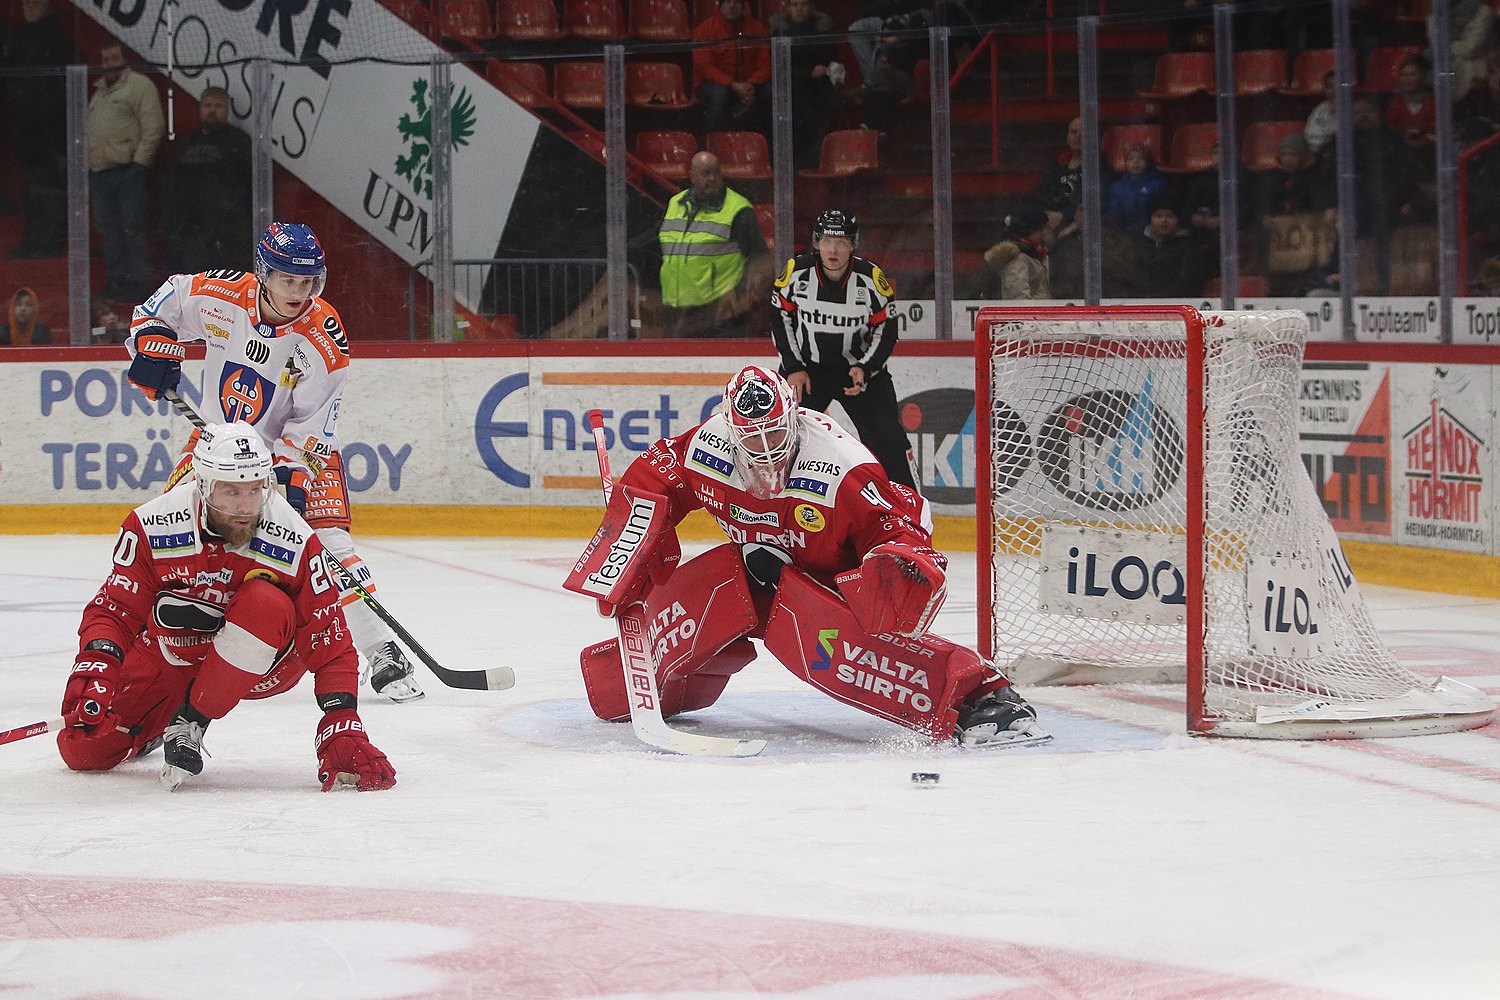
[193,422,273,511]
[722,365,800,500]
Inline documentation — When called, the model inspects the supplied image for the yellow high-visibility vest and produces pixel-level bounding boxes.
[658,187,752,308]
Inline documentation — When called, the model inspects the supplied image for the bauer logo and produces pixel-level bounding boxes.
[1038,524,1187,626]
[582,497,658,597]
[1037,381,1183,512]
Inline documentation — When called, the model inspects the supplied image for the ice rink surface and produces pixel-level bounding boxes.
[2,533,1498,1000]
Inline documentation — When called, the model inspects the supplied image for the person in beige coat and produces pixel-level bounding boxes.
[88,40,164,300]
[981,203,1051,300]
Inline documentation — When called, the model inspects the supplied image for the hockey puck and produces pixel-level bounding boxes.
[910,771,941,787]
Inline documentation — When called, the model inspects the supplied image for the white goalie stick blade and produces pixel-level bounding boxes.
[615,603,766,758]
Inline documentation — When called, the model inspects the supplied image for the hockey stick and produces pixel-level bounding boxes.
[161,388,514,693]
[587,410,765,757]
[1,715,70,748]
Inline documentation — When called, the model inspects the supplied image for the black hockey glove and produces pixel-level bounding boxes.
[274,466,308,516]
[127,325,184,401]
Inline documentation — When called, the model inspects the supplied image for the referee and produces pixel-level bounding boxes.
[769,209,918,489]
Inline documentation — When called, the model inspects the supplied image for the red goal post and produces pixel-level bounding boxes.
[974,305,1493,739]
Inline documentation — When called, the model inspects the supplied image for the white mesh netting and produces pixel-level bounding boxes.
[980,307,1492,737]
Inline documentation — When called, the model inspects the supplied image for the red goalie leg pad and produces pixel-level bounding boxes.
[578,543,761,721]
[190,579,296,720]
[763,567,1001,740]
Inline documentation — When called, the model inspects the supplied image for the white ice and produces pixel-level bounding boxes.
[2,534,1498,1000]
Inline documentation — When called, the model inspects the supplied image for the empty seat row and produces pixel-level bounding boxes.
[436,0,778,42]
[636,128,880,181]
[1100,120,1341,174]
[1142,46,1426,101]
[488,60,695,110]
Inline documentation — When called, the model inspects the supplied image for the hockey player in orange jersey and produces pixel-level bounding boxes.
[124,222,423,704]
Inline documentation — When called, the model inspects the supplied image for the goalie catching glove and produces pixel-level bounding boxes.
[127,325,185,401]
[314,704,396,791]
[836,542,948,638]
[564,485,681,616]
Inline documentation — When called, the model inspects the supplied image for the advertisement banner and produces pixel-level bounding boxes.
[1297,361,1392,538]
[1390,364,1492,553]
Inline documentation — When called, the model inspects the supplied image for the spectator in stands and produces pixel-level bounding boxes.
[1431,0,1497,103]
[979,203,1050,300]
[770,0,842,169]
[1031,116,1110,232]
[1042,199,1140,301]
[163,86,253,274]
[1174,137,1223,279]
[693,0,772,134]
[1254,131,1332,223]
[90,298,129,345]
[1386,53,1436,161]
[0,287,52,345]
[860,41,911,134]
[1132,198,1201,300]
[1304,70,1338,154]
[88,40,165,301]
[1105,144,1165,232]
[846,0,909,81]
[2,0,75,259]
[1326,95,1425,294]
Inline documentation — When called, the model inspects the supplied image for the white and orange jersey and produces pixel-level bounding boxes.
[128,269,351,484]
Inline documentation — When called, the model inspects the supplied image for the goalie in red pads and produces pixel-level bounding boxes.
[565,365,1050,748]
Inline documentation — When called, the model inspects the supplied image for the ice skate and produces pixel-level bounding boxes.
[160,706,211,790]
[955,686,1052,749]
[366,641,425,703]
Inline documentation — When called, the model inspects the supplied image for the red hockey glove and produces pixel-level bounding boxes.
[126,326,186,401]
[836,542,948,638]
[61,639,125,728]
[314,708,396,791]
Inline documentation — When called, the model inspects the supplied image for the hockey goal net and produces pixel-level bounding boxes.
[975,305,1493,738]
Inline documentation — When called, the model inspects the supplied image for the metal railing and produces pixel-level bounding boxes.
[407,257,641,340]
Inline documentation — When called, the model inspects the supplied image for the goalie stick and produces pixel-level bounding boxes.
[162,388,514,693]
[587,410,765,757]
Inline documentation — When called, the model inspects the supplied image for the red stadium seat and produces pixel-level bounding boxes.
[1139,52,1214,100]
[565,0,624,40]
[625,62,694,108]
[1240,120,1306,171]
[798,128,880,178]
[555,61,607,109]
[1280,49,1339,97]
[1204,274,1270,297]
[707,130,772,180]
[487,61,550,108]
[636,130,698,181]
[1233,49,1288,96]
[439,0,493,39]
[497,0,565,40]
[1159,122,1220,174]
[630,0,692,41]
[1100,124,1163,173]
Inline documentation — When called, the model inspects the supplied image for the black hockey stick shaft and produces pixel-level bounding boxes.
[160,388,512,692]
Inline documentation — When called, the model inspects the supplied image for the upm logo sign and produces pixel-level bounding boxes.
[1038,524,1187,626]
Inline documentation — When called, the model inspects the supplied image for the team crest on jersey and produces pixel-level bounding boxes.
[219,366,272,424]
[793,504,826,532]
[774,258,794,288]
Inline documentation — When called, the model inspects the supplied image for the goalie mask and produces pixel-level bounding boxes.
[722,366,800,500]
[255,222,326,299]
[193,422,273,523]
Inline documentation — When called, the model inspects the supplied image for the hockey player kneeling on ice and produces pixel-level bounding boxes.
[56,423,397,792]
[565,365,1051,748]
[124,222,422,704]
